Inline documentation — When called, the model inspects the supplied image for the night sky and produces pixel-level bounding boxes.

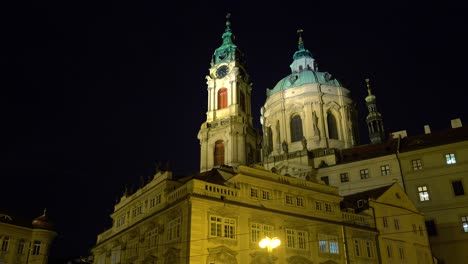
[2,1,467,259]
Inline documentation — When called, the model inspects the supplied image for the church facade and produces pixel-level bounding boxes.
[88,15,468,263]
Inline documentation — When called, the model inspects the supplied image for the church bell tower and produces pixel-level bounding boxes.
[198,14,259,172]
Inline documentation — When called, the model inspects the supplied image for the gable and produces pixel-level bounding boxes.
[376,183,420,212]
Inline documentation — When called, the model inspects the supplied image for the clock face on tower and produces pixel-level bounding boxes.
[216,65,229,79]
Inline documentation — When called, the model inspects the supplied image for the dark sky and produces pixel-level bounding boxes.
[2,1,467,259]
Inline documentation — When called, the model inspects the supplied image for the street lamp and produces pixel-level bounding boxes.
[259,236,281,253]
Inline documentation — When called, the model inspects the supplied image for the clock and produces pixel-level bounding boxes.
[216,65,229,79]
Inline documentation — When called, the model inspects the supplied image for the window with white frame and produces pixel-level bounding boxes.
[318,234,339,254]
[262,190,271,200]
[462,216,468,232]
[32,240,41,255]
[250,223,273,243]
[418,186,430,201]
[286,229,307,249]
[380,165,390,176]
[365,241,375,258]
[325,203,332,212]
[132,205,143,217]
[167,217,181,241]
[360,169,370,179]
[340,172,349,182]
[145,227,159,250]
[296,197,304,207]
[412,159,423,170]
[210,216,236,239]
[445,153,456,164]
[1,236,9,251]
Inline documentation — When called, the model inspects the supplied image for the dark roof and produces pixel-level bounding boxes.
[338,138,399,163]
[344,183,394,202]
[399,125,468,152]
[189,166,236,185]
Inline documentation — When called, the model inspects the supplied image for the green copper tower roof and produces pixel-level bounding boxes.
[266,30,342,97]
[212,14,245,65]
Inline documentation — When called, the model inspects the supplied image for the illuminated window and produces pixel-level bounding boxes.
[360,169,369,179]
[218,88,228,109]
[210,216,236,239]
[452,180,465,196]
[290,115,303,142]
[412,159,423,170]
[418,186,430,201]
[251,223,273,243]
[445,153,456,164]
[340,173,349,182]
[462,216,468,233]
[319,234,339,254]
[380,165,390,176]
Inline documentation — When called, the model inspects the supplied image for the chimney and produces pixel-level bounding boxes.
[424,125,431,134]
[451,118,463,128]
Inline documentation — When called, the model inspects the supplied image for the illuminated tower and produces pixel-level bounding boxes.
[198,14,259,172]
[365,78,386,143]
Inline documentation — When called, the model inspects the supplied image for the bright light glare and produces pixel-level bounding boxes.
[259,237,281,252]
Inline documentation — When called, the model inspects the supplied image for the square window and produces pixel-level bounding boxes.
[411,159,423,170]
[452,180,465,196]
[417,186,430,201]
[262,190,271,200]
[445,153,457,164]
[296,197,304,207]
[380,165,390,176]
[360,169,370,179]
[250,188,258,198]
[340,173,349,182]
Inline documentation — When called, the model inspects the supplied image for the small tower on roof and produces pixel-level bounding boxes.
[365,78,386,144]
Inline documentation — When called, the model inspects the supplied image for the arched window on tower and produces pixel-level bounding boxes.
[327,112,339,140]
[218,88,228,109]
[290,115,304,142]
[267,127,273,154]
[214,140,225,166]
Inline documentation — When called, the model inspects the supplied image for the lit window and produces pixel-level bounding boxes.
[340,173,349,182]
[452,180,465,196]
[167,217,181,241]
[251,223,273,243]
[287,229,307,249]
[462,216,468,233]
[445,153,456,164]
[418,186,430,201]
[380,165,390,176]
[360,169,369,179]
[318,234,339,254]
[210,216,236,239]
[412,159,423,170]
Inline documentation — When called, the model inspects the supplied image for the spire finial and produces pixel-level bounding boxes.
[365,78,372,96]
[297,29,304,50]
[225,13,231,31]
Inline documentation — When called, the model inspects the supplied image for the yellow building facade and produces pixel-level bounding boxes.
[0,212,57,264]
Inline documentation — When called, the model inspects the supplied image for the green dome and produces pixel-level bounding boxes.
[266,70,342,97]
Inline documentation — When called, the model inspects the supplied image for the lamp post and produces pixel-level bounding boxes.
[258,237,281,253]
